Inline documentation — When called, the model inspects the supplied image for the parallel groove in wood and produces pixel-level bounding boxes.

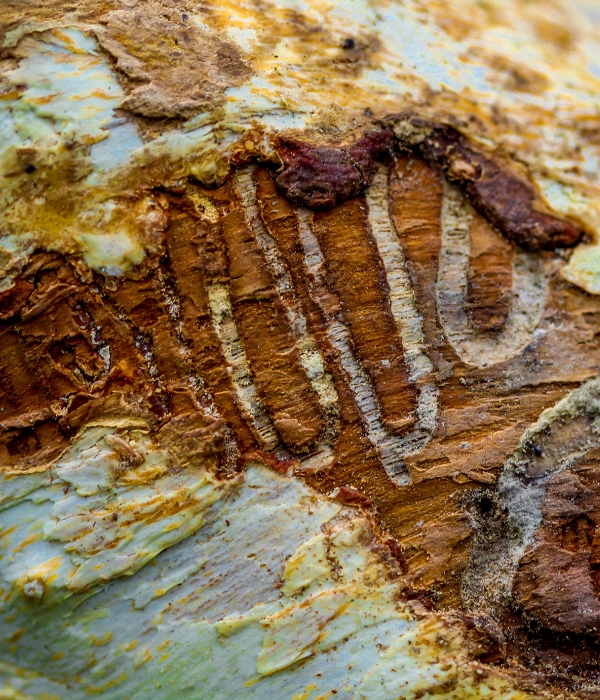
[388,153,449,369]
[365,167,433,382]
[211,179,325,453]
[296,207,414,483]
[312,196,417,434]
[207,280,280,451]
[253,167,340,452]
[253,168,389,484]
[237,168,338,436]
[164,203,257,452]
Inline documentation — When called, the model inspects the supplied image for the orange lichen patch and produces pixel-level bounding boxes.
[26,93,60,105]
[121,640,138,652]
[0,525,17,540]
[11,532,40,554]
[0,91,22,101]
[5,628,25,644]
[90,632,113,647]
[156,639,171,653]
[466,212,514,332]
[86,89,118,100]
[51,28,90,53]
[84,672,129,695]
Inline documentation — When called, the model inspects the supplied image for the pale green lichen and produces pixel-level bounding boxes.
[1,425,237,608]
[1,459,540,699]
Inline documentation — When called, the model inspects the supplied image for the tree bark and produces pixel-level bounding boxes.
[2,2,600,699]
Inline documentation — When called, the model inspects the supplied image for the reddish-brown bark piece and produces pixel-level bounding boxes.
[272,117,580,251]
[211,180,326,452]
[239,449,299,474]
[466,212,514,332]
[405,118,582,251]
[332,485,374,509]
[273,128,394,209]
[312,196,417,433]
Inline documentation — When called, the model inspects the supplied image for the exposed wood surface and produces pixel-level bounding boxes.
[3,159,600,695]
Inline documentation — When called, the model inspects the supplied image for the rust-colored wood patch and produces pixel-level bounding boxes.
[466,213,514,332]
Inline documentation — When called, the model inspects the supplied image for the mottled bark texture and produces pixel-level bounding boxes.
[3,156,600,696]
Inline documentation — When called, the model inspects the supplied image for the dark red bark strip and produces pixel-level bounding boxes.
[400,117,582,251]
[273,128,394,209]
[269,118,583,251]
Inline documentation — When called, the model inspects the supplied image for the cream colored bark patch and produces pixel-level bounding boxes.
[355,618,533,700]
[1,463,543,699]
[561,243,600,295]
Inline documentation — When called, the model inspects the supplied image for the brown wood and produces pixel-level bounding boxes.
[3,158,600,694]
